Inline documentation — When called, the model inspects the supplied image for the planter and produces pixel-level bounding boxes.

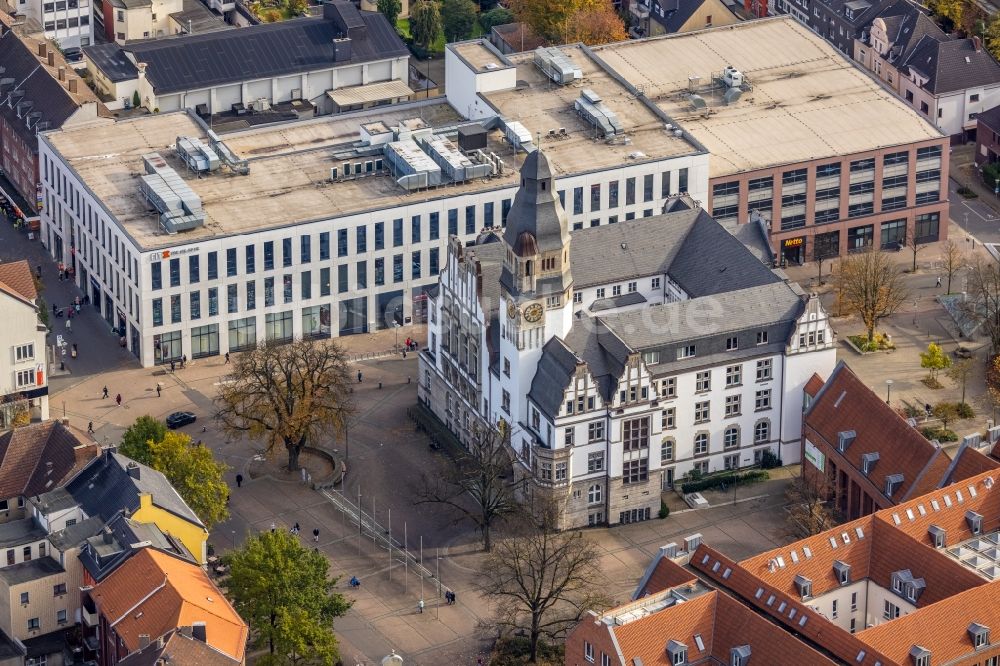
[845,334,896,355]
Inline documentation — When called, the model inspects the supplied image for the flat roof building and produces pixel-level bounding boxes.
[594,17,949,266]
[39,38,709,367]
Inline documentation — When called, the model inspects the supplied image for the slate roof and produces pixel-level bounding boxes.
[977,104,1000,134]
[83,2,408,94]
[654,0,723,33]
[91,548,247,661]
[0,31,96,149]
[45,515,104,551]
[589,292,646,312]
[903,36,1000,94]
[527,338,580,418]
[118,630,241,666]
[874,0,945,64]
[804,362,964,502]
[0,420,97,502]
[0,518,47,548]
[63,450,204,528]
[78,512,193,583]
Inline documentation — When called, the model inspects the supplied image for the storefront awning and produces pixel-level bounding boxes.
[326,79,414,108]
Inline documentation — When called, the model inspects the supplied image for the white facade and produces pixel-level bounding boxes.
[419,154,836,529]
[0,289,49,425]
[21,0,94,49]
[37,122,707,367]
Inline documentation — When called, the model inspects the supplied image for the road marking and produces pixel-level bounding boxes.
[962,200,990,223]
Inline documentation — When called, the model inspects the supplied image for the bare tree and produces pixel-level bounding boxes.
[838,247,909,342]
[415,425,518,552]
[785,473,837,538]
[215,339,354,471]
[813,234,839,286]
[941,240,966,294]
[947,357,975,405]
[906,232,925,273]
[481,522,609,663]
[964,256,1000,354]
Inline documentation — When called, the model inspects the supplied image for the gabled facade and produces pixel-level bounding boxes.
[0,261,51,425]
[419,149,837,529]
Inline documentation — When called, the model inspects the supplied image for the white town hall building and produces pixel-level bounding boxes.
[417,149,836,529]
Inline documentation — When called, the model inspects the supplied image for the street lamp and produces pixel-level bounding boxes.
[886,379,894,405]
[394,321,401,350]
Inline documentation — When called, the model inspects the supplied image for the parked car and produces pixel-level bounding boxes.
[166,411,197,429]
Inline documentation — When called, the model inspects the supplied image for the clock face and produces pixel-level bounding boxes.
[507,300,518,319]
[524,303,544,323]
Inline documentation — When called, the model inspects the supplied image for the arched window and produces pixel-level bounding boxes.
[661,438,675,464]
[754,419,770,444]
[694,432,709,455]
[588,484,602,504]
[525,260,533,277]
[724,425,740,449]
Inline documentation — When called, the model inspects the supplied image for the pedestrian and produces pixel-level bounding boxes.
[170,360,176,372]
[87,421,94,434]
[313,527,320,542]
[115,393,122,407]
[65,318,71,332]
[102,386,109,399]
[156,385,161,397]
[224,352,230,364]
[181,354,187,368]
[451,591,457,604]
[52,303,56,314]
[357,370,363,383]
[270,523,276,533]
[418,599,424,614]
[292,522,300,534]
[936,276,942,288]
[236,473,243,488]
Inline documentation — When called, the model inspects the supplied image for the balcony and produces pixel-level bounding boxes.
[630,1,650,18]
[81,604,97,627]
[210,0,235,11]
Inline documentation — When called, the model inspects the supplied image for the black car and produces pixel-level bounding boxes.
[166,411,197,429]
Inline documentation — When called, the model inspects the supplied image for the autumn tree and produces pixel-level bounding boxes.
[410,0,442,49]
[564,3,626,45]
[0,396,31,429]
[215,339,354,471]
[929,0,964,30]
[964,256,1000,353]
[920,342,951,382]
[442,0,477,42]
[119,417,230,529]
[225,531,351,663]
[948,357,975,406]
[942,240,966,294]
[414,425,518,551]
[986,14,1000,60]
[838,247,909,342]
[785,474,836,538]
[933,401,960,429]
[377,0,402,28]
[481,522,609,662]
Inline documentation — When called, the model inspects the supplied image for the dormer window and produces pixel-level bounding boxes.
[861,452,879,476]
[928,525,946,548]
[838,430,856,452]
[885,473,904,497]
[967,510,983,535]
[794,574,812,599]
[907,578,925,603]
[666,640,687,665]
[910,646,930,666]
[969,622,990,649]
[731,645,751,666]
[833,560,851,585]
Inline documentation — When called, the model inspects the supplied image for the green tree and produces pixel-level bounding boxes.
[920,342,952,382]
[224,531,351,662]
[480,6,514,31]
[986,14,1000,60]
[933,401,960,429]
[410,0,442,49]
[131,90,141,108]
[119,415,167,466]
[377,0,402,28]
[442,0,477,41]
[149,432,230,529]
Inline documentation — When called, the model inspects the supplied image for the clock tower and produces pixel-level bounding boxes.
[497,149,574,431]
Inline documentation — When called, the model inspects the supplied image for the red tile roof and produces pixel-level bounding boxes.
[804,373,825,397]
[635,553,697,597]
[0,420,97,500]
[805,362,952,502]
[612,591,718,665]
[947,444,1000,486]
[0,260,37,302]
[92,549,247,662]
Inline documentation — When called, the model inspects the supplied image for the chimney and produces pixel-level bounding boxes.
[179,625,193,637]
[69,79,77,94]
[37,42,46,58]
[137,62,148,80]
[191,622,207,642]
[139,634,151,649]
[155,635,165,649]
[58,66,65,81]
[332,37,352,62]
[60,418,69,425]
[102,527,113,545]
[47,51,54,67]
[974,36,983,52]
[126,461,141,480]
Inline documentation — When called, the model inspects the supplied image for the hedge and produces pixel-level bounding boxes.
[681,469,769,494]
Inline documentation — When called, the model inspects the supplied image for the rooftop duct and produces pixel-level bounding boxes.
[139,152,205,234]
[175,136,220,173]
[533,47,582,85]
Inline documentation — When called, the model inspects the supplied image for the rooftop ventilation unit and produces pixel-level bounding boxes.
[503,120,533,151]
[688,94,707,110]
[139,152,205,234]
[574,89,623,138]
[175,136,220,173]
[533,47,582,85]
[419,134,492,182]
[723,65,744,88]
[383,139,442,191]
[204,128,249,175]
[724,88,743,105]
